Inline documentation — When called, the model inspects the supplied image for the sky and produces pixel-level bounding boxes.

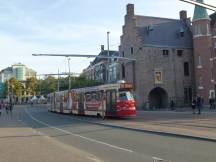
[0,0,215,75]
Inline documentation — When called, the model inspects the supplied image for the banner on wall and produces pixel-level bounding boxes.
[154,70,162,84]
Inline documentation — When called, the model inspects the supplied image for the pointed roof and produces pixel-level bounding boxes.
[193,0,209,21]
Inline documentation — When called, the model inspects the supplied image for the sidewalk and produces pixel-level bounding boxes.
[0,110,100,162]
[109,111,216,141]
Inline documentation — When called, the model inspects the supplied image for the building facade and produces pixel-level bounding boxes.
[192,0,216,104]
[0,63,36,82]
[119,4,195,109]
[0,63,37,99]
[119,2,216,109]
[82,46,120,84]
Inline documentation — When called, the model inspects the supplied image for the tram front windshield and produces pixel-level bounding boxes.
[119,91,134,101]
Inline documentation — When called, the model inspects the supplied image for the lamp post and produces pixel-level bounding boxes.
[107,31,110,60]
[107,31,110,83]
[68,58,71,90]
[57,69,60,92]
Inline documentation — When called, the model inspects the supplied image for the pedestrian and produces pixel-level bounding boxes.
[209,98,213,109]
[191,97,196,114]
[170,100,175,110]
[196,95,202,114]
[213,99,216,109]
[5,103,9,114]
[9,102,13,113]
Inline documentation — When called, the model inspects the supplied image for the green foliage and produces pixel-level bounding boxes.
[39,76,57,95]
[49,76,101,92]
[26,77,38,95]
[8,77,23,98]
[1,76,99,98]
[70,76,101,89]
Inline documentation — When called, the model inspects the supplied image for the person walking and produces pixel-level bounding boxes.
[209,98,213,109]
[5,102,9,114]
[9,102,13,113]
[192,97,196,114]
[196,95,202,114]
[170,100,175,110]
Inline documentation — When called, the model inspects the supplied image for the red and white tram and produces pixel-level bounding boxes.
[48,82,136,118]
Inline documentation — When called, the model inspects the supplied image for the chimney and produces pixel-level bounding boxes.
[127,4,134,16]
[101,45,104,51]
[180,10,187,22]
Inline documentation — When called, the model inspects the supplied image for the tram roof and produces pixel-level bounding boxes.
[71,83,121,93]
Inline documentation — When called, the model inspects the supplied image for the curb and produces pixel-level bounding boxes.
[68,116,216,143]
[44,107,216,143]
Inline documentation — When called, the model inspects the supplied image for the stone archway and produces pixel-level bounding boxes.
[148,87,168,109]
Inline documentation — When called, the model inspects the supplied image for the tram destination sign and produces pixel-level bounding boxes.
[120,83,133,89]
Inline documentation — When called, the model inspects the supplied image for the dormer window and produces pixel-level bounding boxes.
[180,27,185,37]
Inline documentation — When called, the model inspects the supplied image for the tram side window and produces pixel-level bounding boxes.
[85,93,91,101]
[96,91,103,101]
[92,93,97,101]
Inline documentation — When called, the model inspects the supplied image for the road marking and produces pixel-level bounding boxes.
[88,157,103,162]
[25,109,133,153]
[152,156,171,162]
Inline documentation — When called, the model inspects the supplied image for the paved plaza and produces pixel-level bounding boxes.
[0,108,100,162]
[1,105,216,162]
[67,107,216,141]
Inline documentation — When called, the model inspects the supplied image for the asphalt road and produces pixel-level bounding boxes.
[11,105,216,162]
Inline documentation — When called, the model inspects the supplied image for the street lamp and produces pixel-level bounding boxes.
[57,68,60,92]
[107,31,110,83]
[68,58,71,90]
[107,31,110,61]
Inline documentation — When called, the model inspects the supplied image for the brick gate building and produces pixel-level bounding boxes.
[119,2,216,109]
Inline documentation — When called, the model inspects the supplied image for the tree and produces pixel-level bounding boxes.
[39,76,57,95]
[8,77,23,101]
[35,75,101,95]
[26,77,38,96]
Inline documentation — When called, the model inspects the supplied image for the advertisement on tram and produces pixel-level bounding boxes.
[48,82,136,118]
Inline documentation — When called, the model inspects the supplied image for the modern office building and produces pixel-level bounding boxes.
[0,63,37,99]
[0,63,36,82]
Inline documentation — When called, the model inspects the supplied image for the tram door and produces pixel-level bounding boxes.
[106,90,117,115]
[78,93,85,115]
